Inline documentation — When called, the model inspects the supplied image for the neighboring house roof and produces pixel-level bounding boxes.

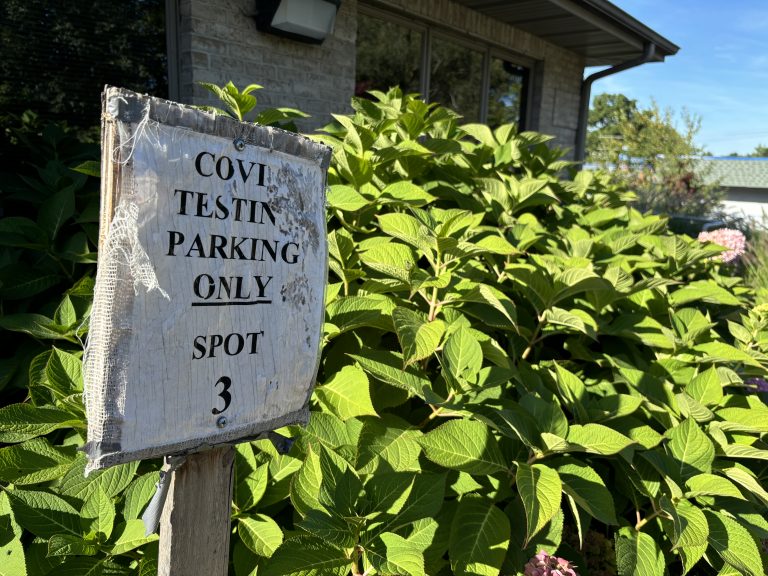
[454,0,679,65]
[695,158,768,189]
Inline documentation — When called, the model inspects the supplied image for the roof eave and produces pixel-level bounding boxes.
[578,0,679,62]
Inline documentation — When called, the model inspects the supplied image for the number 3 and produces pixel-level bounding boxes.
[212,376,232,414]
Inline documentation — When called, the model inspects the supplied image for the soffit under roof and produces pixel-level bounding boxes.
[453,0,679,66]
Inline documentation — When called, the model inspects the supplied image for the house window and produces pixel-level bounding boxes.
[488,58,528,128]
[429,36,484,123]
[355,9,530,127]
[355,15,423,97]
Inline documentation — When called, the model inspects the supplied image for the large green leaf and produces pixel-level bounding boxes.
[377,213,435,254]
[298,508,356,549]
[239,514,284,558]
[108,520,158,555]
[716,407,768,434]
[359,242,417,282]
[722,466,768,507]
[4,487,80,539]
[47,534,99,557]
[666,419,714,480]
[469,404,541,448]
[349,350,431,398]
[693,342,762,368]
[121,472,160,520]
[670,281,741,307]
[317,447,362,519]
[0,313,72,340]
[542,306,596,337]
[448,495,510,576]
[45,347,83,396]
[295,411,351,453]
[356,415,422,474]
[685,367,723,407]
[705,510,764,576]
[0,492,26,576]
[80,486,115,540]
[555,459,617,525]
[0,403,79,443]
[0,438,75,484]
[566,423,635,455]
[381,181,436,206]
[261,536,350,576]
[519,394,568,438]
[327,295,395,334]
[660,498,708,574]
[366,473,446,536]
[235,460,269,513]
[419,419,507,474]
[291,445,323,517]
[615,528,664,576]
[366,532,425,576]
[43,556,131,575]
[315,365,377,420]
[443,327,483,385]
[515,463,562,546]
[326,185,369,212]
[392,307,445,366]
[59,456,138,501]
[685,473,745,500]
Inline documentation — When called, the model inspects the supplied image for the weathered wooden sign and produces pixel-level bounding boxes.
[84,87,330,471]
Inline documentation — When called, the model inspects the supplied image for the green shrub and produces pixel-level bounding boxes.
[743,223,768,304]
[2,88,768,576]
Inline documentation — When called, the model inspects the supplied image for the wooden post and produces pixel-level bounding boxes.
[158,446,235,576]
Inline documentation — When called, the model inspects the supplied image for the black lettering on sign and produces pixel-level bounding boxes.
[212,376,232,414]
[194,151,268,186]
[191,331,265,358]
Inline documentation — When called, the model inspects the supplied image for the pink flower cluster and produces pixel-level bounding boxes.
[524,550,580,576]
[697,228,746,263]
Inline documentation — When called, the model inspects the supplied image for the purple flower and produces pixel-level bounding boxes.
[524,550,580,576]
[745,377,768,393]
[697,228,746,263]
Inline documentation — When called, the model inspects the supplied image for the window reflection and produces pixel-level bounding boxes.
[429,37,483,123]
[356,14,422,97]
[354,10,530,126]
[488,58,527,128]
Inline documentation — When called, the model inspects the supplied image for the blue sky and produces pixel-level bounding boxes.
[588,1,768,156]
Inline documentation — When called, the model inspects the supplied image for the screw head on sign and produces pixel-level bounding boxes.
[216,416,228,428]
[233,137,246,151]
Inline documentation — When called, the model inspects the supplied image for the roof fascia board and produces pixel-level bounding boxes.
[582,0,679,56]
[546,0,677,60]
[546,0,645,54]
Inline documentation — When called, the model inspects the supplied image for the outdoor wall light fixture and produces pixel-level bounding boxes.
[254,0,341,44]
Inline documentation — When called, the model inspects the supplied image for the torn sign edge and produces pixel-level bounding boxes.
[83,86,332,472]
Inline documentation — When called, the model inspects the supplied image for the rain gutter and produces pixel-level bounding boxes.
[575,42,656,163]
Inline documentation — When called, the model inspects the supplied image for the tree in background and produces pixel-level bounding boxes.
[587,93,724,217]
[750,144,768,157]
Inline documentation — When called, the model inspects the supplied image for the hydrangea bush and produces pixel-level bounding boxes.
[1,87,768,575]
[524,551,579,576]
[697,228,747,263]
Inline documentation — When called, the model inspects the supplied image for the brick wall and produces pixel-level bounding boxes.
[177,0,584,152]
[178,0,357,131]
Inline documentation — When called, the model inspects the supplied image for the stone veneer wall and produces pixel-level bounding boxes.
[177,0,584,152]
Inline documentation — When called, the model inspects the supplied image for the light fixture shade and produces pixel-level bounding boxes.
[255,0,341,44]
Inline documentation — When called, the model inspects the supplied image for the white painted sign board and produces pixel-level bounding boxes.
[84,87,330,471]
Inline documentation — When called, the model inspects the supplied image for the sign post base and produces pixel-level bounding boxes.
[158,446,235,576]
